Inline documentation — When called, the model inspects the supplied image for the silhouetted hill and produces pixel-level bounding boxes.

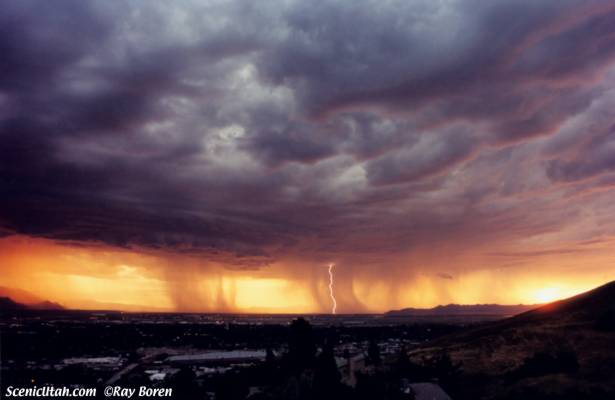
[30,300,65,310]
[0,296,64,311]
[518,280,615,321]
[407,280,615,399]
[0,286,44,304]
[0,296,28,311]
[386,303,536,317]
[0,286,64,310]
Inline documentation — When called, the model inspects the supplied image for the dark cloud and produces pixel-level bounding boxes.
[546,125,615,182]
[243,121,337,167]
[0,1,110,93]
[365,127,476,185]
[1,0,615,272]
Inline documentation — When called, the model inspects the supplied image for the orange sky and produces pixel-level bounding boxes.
[1,235,612,313]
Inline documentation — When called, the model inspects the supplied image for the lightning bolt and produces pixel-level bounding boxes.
[327,263,337,315]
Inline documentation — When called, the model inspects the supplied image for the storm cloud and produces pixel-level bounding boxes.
[2,0,615,277]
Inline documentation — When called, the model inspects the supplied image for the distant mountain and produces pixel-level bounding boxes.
[0,286,44,304]
[408,280,615,399]
[30,300,65,310]
[0,296,65,311]
[386,303,536,317]
[73,299,170,312]
[0,296,28,310]
[0,286,64,310]
[0,287,166,312]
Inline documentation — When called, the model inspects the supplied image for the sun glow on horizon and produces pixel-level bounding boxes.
[0,236,613,313]
[528,285,591,305]
[532,287,564,304]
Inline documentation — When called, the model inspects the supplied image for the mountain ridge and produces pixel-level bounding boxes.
[0,286,65,311]
[386,303,538,317]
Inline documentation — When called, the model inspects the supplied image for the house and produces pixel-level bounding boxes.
[402,382,452,400]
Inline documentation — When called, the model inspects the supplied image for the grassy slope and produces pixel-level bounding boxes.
[408,281,615,399]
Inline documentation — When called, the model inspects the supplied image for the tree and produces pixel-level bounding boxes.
[595,308,615,331]
[266,347,276,365]
[169,366,200,399]
[313,342,342,399]
[394,347,429,382]
[367,339,381,366]
[288,318,316,373]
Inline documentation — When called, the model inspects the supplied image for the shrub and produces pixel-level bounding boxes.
[595,309,615,332]
[512,348,579,379]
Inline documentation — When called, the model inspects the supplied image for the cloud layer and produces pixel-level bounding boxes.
[2,0,615,283]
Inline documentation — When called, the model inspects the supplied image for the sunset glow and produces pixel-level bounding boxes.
[0,235,610,313]
[532,287,563,304]
[528,285,591,305]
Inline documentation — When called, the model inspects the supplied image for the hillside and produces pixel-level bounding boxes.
[408,280,615,399]
[386,303,536,317]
